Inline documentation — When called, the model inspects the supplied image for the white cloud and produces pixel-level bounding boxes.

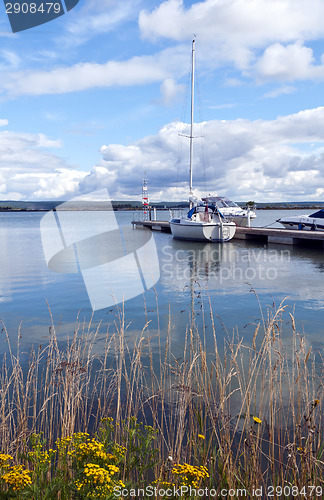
[3,107,324,202]
[2,0,324,98]
[0,130,85,200]
[80,107,324,202]
[139,0,324,46]
[0,50,21,70]
[0,119,8,126]
[0,46,188,97]
[263,85,296,99]
[255,42,324,81]
[224,78,245,87]
[139,0,324,80]
[159,78,185,105]
[63,0,140,45]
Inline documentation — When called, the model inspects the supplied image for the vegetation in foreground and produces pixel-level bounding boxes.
[0,295,323,499]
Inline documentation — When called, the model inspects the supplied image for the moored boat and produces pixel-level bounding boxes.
[170,201,236,241]
[201,196,256,227]
[277,209,324,231]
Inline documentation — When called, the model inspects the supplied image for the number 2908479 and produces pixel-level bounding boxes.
[5,3,62,14]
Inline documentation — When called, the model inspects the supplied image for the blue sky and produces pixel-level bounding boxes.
[1,0,324,202]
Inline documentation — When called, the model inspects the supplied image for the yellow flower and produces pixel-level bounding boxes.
[153,480,173,486]
[71,438,112,462]
[253,416,262,424]
[0,454,13,468]
[101,417,113,423]
[198,434,205,440]
[1,465,32,491]
[313,399,320,407]
[112,444,126,458]
[55,436,72,451]
[172,463,209,487]
[75,463,122,498]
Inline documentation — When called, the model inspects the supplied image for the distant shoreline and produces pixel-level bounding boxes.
[0,205,323,212]
[0,202,324,212]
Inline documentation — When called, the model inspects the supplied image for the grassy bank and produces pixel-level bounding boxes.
[0,297,323,498]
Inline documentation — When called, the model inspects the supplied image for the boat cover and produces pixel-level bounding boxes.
[309,210,324,218]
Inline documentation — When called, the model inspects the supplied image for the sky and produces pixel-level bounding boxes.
[1,0,324,202]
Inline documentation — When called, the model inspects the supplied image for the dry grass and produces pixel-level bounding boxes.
[0,292,323,495]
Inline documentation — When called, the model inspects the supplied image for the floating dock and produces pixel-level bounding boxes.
[132,220,171,232]
[131,220,324,247]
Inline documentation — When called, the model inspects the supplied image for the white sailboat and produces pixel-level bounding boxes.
[169,40,236,242]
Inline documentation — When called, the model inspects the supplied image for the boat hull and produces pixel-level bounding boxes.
[279,221,324,231]
[278,215,324,231]
[222,213,256,227]
[170,219,236,242]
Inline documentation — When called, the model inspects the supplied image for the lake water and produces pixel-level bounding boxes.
[0,209,323,357]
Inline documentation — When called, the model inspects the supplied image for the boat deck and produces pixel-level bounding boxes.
[131,220,324,247]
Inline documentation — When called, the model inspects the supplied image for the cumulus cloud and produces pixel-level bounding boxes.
[139,0,324,46]
[139,0,324,81]
[0,130,86,200]
[80,107,324,202]
[255,42,324,81]
[3,107,324,202]
[1,0,324,98]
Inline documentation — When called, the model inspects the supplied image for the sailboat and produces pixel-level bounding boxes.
[170,39,236,242]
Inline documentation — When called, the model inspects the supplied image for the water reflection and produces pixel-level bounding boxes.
[1,210,324,353]
[159,237,324,308]
[161,239,288,291]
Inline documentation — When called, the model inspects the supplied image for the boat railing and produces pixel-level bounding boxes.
[132,207,159,222]
[169,208,184,219]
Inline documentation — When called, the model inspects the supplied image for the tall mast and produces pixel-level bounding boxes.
[189,39,195,208]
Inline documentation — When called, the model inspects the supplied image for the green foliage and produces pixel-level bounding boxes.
[0,419,160,499]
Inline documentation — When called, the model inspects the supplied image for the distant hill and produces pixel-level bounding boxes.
[0,201,61,211]
[245,201,324,210]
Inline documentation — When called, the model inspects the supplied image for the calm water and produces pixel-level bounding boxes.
[0,209,323,356]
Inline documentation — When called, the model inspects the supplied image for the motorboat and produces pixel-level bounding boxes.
[277,209,324,231]
[169,40,236,243]
[201,196,256,227]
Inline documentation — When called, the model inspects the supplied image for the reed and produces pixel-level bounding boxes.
[0,293,323,498]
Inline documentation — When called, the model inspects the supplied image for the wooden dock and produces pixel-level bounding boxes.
[131,220,324,247]
[132,220,171,232]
